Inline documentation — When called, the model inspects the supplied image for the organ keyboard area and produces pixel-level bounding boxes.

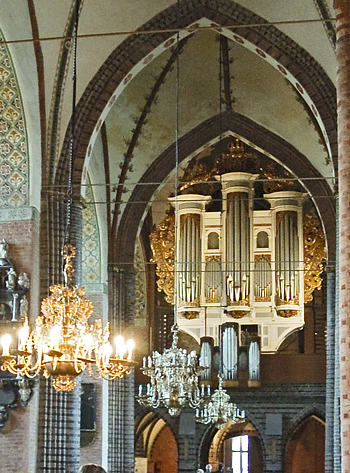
[150,139,326,386]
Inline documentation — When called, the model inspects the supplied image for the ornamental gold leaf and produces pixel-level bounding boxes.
[303,212,327,303]
[150,213,175,304]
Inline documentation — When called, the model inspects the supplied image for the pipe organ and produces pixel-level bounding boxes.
[151,139,326,375]
[169,175,307,354]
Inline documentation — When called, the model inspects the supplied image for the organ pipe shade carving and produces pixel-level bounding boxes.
[150,213,175,304]
[254,256,272,301]
[226,192,250,305]
[303,212,327,303]
[178,214,201,306]
[205,256,222,303]
[275,211,300,304]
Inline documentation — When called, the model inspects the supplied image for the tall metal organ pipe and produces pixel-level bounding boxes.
[226,192,250,303]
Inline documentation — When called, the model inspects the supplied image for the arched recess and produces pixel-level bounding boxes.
[116,111,335,267]
[52,0,337,269]
[135,410,178,473]
[284,414,325,473]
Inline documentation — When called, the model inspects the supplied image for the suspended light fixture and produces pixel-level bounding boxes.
[137,1,206,416]
[0,245,135,392]
[0,0,134,392]
[137,325,205,416]
[196,375,245,429]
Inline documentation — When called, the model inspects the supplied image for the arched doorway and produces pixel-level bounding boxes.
[208,422,263,473]
[285,415,325,473]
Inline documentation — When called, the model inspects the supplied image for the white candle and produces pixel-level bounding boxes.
[18,322,30,351]
[102,342,112,365]
[126,339,134,360]
[1,334,11,356]
[114,335,125,359]
[50,326,61,350]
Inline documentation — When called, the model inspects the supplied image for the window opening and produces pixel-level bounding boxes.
[232,435,249,473]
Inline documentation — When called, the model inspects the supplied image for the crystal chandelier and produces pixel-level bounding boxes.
[136,20,206,415]
[137,325,204,416]
[196,375,245,429]
[0,244,135,392]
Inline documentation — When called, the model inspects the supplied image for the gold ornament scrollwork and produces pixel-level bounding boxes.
[303,212,327,303]
[150,213,175,304]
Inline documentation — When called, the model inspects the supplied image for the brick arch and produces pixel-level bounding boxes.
[55,0,337,191]
[116,110,336,266]
[284,406,325,443]
[198,412,265,469]
[284,410,325,473]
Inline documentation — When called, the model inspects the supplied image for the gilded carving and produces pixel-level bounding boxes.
[261,162,296,194]
[205,255,221,262]
[150,213,175,304]
[179,163,213,194]
[179,297,200,307]
[303,212,327,303]
[214,138,259,174]
[276,295,299,306]
[254,254,271,262]
[226,310,249,319]
[255,296,271,302]
[277,309,299,318]
[180,311,199,320]
[227,298,250,306]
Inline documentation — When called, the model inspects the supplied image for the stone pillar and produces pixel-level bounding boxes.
[36,380,81,473]
[108,267,135,473]
[334,1,350,470]
[36,201,83,472]
[325,265,336,472]
[335,194,342,473]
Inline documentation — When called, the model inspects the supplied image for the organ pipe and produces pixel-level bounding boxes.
[220,323,238,380]
[275,211,299,302]
[179,214,201,305]
[248,339,260,381]
[226,192,250,303]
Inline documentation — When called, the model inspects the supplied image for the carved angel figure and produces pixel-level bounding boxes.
[18,272,30,289]
[20,295,29,318]
[6,267,17,289]
[0,239,8,259]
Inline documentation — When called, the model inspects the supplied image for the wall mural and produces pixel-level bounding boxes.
[82,176,101,289]
[0,30,28,208]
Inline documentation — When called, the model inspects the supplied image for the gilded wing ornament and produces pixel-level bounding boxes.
[150,213,175,304]
[303,212,327,303]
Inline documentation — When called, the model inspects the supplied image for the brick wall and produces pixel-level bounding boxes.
[149,425,178,473]
[0,215,40,473]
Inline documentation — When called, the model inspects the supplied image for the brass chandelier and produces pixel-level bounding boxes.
[0,0,134,392]
[0,244,134,392]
